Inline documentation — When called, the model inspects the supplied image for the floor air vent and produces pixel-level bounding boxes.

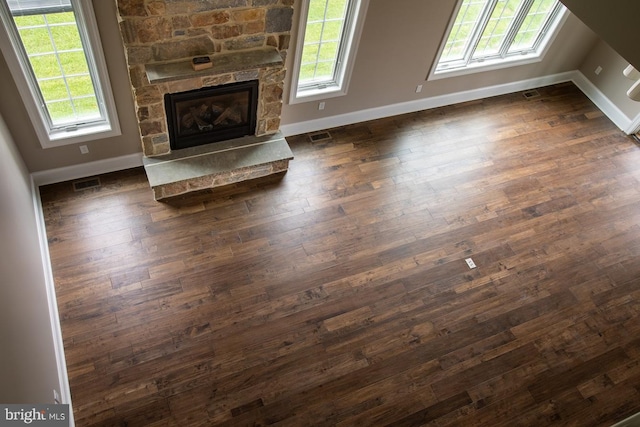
[73,177,101,191]
[523,89,540,99]
[308,131,332,142]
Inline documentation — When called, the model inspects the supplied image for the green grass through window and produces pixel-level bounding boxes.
[299,0,348,83]
[440,0,558,67]
[13,11,99,126]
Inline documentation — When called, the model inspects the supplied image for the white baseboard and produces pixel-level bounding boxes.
[571,71,636,134]
[280,71,577,137]
[32,70,638,185]
[31,152,143,186]
[611,412,640,427]
[626,112,640,135]
[31,176,75,426]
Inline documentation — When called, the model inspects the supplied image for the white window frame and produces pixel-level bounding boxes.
[429,0,568,81]
[0,0,120,148]
[289,0,370,105]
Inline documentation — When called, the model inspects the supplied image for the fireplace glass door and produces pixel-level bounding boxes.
[165,80,258,150]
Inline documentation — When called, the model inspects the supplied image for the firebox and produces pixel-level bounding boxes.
[164,80,259,151]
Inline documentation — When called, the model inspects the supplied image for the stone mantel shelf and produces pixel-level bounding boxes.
[145,47,284,84]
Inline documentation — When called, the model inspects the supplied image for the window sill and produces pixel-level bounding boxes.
[289,84,348,105]
[43,122,121,148]
[430,54,544,82]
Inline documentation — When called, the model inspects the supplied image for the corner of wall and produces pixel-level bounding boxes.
[572,70,639,134]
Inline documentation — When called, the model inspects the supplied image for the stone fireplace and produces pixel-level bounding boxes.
[115,0,294,200]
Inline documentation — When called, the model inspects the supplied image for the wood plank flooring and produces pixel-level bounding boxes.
[40,83,640,426]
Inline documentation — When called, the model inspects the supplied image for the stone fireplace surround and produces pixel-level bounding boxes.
[116,0,294,200]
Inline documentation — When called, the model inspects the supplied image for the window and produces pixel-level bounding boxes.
[433,0,566,76]
[290,0,369,104]
[0,0,119,148]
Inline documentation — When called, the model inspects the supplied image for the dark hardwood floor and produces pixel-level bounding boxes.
[40,83,640,426]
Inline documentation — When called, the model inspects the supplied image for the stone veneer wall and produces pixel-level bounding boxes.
[115,0,293,157]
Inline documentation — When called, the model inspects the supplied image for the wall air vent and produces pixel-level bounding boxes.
[73,177,101,191]
[308,131,332,142]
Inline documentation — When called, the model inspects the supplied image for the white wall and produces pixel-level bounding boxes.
[0,111,62,403]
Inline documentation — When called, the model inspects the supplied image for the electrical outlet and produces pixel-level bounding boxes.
[595,66,602,75]
[79,145,89,154]
[318,101,325,110]
[465,258,477,269]
[416,84,423,93]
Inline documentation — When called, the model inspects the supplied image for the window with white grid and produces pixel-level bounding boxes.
[290,0,369,104]
[0,0,119,148]
[434,0,566,75]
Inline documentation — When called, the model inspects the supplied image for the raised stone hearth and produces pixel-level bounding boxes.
[144,131,292,200]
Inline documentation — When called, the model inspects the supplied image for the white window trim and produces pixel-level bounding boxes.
[0,0,120,149]
[289,0,370,105]
[428,0,569,81]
